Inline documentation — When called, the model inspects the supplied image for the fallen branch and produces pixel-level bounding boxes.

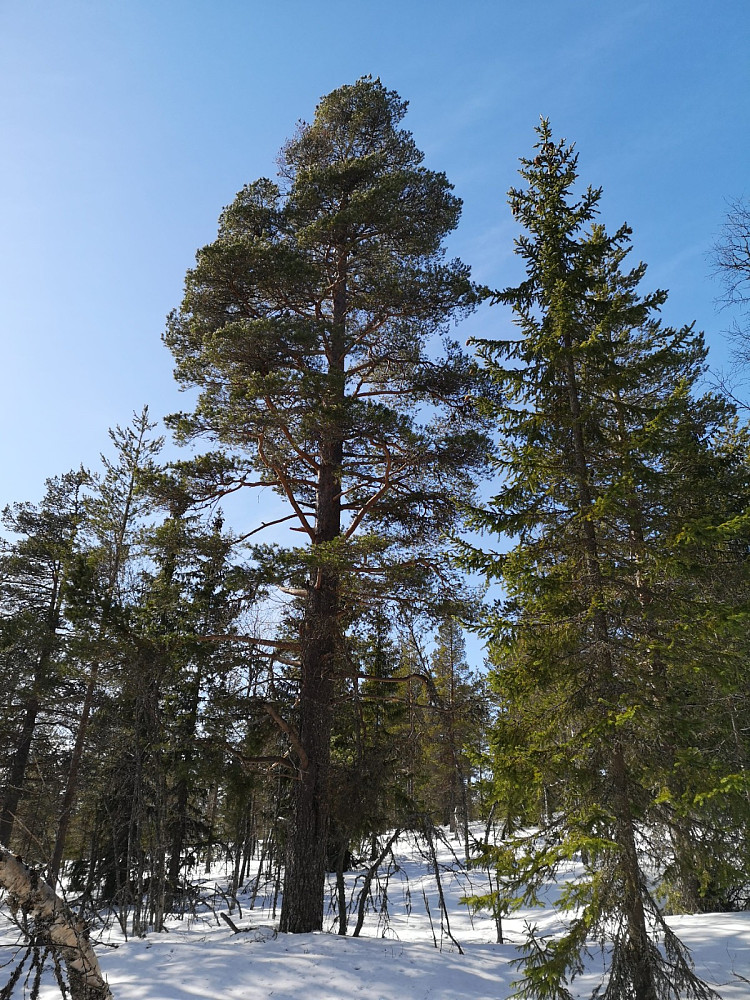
[352,829,401,937]
[0,846,112,999]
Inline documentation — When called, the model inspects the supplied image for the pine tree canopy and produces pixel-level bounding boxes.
[164,77,487,568]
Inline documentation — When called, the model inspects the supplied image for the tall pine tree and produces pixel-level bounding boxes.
[165,78,488,932]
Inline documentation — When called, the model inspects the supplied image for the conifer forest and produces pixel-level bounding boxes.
[3,79,750,1000]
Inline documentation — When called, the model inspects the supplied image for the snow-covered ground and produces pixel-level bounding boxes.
[3,828,750,999]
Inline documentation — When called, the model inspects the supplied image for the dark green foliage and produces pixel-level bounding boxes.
[47,409,165,887]
[0,469,89,853]
[462,120,749,999]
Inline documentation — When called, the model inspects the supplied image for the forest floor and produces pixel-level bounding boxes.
[2,826,750,999]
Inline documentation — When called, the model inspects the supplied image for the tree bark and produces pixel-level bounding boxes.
[278,577,336,932]
[335,841,347,935]
[610,745,658,1000]
[279,250,346,934]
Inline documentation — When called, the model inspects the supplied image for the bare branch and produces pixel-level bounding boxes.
[196,633,301,651]
[236,513,307,541]
[263,703,309,771]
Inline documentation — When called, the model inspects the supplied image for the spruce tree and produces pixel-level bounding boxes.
[164,78,487,932]
[464,121,749,1000]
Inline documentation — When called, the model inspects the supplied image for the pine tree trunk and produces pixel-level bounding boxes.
[0,692,39,846]
[48,662,99,886]
[164,672,201,913]
[203,782,219,873]
[1,590,60,847]
[165,776,189,915]
[335,841,347,935]
[152,770,167,932]
[279,256,345,934]
[458,764,471,864]
[278,579,335,932]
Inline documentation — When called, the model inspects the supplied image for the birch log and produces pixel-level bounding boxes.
[0,846,112,1000]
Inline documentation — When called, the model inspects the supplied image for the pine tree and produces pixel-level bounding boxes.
[48,408,163,885]
[138,498,258,922]
[422,619,484,859]
[165,77,488,932]
[0,470,88,850]
[464,121,749,1000]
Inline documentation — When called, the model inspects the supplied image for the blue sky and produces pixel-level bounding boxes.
[2,0,749,525]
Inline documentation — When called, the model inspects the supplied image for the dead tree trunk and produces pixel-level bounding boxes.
[0,846,112,1000]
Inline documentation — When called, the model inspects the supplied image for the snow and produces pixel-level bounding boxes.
[3,828,750,999]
